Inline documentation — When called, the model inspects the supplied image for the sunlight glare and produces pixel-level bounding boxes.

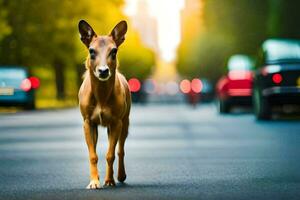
[125,0,184,62]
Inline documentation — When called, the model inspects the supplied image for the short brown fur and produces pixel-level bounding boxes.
[78,20,131,189]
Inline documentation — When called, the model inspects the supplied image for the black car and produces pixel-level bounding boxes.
[253,39,300,119]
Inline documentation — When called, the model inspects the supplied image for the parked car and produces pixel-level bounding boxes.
[216,55,254,113]
[0,66,39,110]
[253,39,300,119]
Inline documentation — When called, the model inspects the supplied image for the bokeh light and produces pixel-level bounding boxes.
[144,79,157,94]
[20,78,32,92]
[128,78,141,92]
[29,77,40,89]
[180,79,191,94]
[166,81,179,95]
[191,78,203,93]
[272,73,282,84]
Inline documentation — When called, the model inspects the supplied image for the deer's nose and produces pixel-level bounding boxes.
[98,66,109,77]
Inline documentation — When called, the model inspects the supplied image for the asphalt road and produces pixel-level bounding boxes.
[0,104,300,200]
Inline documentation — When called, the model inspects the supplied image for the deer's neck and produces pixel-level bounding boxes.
[90,70,115,106]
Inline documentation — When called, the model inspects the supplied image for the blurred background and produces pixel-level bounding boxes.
[0,0,300,114]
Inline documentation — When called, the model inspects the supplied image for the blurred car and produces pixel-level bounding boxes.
[128,78,148,103]
[253,39,300,119]
[216,55,254,113]
[0,66,39,110]
[199,78,214,103]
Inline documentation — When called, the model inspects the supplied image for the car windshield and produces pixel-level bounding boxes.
[228,55,253,71]
[263,39,300,64]
[0,68,27,88]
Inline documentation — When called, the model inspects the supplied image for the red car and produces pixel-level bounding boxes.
[216,55,254,113]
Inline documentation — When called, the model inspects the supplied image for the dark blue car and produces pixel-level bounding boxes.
[0,66,39,110]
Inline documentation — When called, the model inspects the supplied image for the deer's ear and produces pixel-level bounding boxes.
[110,20,127,47]
[78,20,97,47]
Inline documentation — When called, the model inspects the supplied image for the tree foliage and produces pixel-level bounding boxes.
[0,0,154,101]
[176,0,289,82]
[0,0,83,66]
[0,0,11,41]
[118,29,155,80]
[268,0,300,39]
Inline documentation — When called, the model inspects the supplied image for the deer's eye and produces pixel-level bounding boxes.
[89,48,96,59]
[110,48,118,60]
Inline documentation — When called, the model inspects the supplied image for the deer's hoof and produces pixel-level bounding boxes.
[86,180,101,189]
[104,179,116,187]
[118,174,127,183]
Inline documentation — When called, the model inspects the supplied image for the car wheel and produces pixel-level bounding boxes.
[218,99,230,114]
[24,101,35,110]
[253,87,271,120]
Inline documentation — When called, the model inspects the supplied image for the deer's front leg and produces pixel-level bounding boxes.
[84,119,100,189]
[104,120,122,186]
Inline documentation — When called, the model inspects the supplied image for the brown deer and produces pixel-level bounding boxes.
[78,20,131,189]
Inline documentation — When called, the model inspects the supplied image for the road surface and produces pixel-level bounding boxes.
[0,104,300,199]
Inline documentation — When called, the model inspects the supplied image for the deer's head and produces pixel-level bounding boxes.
[78,20,127,81]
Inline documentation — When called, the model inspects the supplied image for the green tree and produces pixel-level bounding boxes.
[0,0,11,41]
[118,28,155,80]
[177,32,233,81]
[268,0,300,39]
[177,0,269,82]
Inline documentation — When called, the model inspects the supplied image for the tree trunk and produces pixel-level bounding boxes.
[54,60,65,100]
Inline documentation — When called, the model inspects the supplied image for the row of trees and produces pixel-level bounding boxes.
[0,0,154,100]
[177,0,300,82]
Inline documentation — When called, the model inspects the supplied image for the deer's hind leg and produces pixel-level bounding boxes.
[118,117,129,182]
